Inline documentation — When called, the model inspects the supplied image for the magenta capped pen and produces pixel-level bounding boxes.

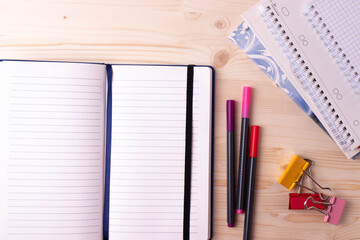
[236,87,251,214]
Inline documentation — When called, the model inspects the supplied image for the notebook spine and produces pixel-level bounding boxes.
[304,4,360,98]
[260,5,354,150]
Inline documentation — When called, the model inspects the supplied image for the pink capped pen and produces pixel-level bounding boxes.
[236,87,251,214]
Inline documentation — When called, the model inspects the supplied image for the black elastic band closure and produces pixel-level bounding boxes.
[103,64,113,240]
[183,65,194,240]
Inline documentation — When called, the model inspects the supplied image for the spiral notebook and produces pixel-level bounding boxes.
[229,21,327,134]
[0,60,214,240]
[304,0,360,99]
[242,0,360,159]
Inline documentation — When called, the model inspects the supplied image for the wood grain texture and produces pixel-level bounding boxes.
[1,0,360,239]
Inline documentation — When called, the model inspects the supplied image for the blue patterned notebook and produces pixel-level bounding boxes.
[230,21,326,133]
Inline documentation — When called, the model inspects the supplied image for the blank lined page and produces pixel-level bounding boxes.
[108,65,212,240]
[0,61,106,240]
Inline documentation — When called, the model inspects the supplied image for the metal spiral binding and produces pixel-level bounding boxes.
[261,5,354,149]
[304,4,360,97]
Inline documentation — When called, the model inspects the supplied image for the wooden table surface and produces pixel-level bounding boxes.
[1,1,360,239]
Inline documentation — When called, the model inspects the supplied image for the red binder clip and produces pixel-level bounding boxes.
[304,196,346,225]
[289,193,325,210]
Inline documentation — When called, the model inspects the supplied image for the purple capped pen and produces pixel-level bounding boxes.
[226,100,235,227]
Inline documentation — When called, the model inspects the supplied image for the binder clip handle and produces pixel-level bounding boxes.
[303,158,315,190]
[304,196,331,215]
[298,170,332,201]
[297,159,314,194]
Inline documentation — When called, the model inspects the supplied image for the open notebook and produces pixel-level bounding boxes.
[241,0,360,159]
[0,60,214,240]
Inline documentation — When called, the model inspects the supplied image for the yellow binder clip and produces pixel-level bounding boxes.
[278,155,309,191]
[278,155,332,201]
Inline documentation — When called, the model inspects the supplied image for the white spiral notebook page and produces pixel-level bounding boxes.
[243,0,360,158]
[108,65,212,240]
[307,0,360,98]
[305,0,360,147]
[0,61,106,240]
[264,0,360,151]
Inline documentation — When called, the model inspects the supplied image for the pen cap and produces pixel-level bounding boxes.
[226,100,235,132]
[242,87,251,118]
[249,126,260,158]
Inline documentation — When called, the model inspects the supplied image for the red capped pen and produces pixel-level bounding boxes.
[243,126,260,240]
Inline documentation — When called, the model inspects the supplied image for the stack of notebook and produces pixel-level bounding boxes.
[230,0,360,159]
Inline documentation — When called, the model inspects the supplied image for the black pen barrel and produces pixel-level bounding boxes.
[243,156,256,240]
[236,118,250,212]
[227,131,235,227]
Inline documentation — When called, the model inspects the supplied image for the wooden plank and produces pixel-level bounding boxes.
[1,0,359,239]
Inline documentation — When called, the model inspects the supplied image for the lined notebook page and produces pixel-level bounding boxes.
[108,65,212,240]
[0,61,106,240]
